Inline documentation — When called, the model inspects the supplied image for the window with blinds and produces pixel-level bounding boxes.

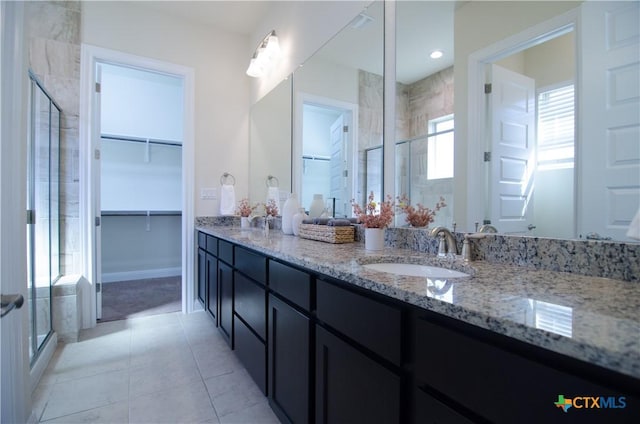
[537,84,575,170]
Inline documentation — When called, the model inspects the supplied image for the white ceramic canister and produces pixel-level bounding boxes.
[309,194,325,218]
[292,208,308,236]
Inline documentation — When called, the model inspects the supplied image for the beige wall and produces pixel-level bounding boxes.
[453,0,581,230]
[82,1,250,217]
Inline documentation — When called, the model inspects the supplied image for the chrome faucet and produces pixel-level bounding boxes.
[430,226,457,256]
[478,224,498,233]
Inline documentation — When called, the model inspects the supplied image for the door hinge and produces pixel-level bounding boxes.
[343,170,348,177]
[94,149,100,160]
[484,152,492,162]
[95,82,101,93]
[343,125,349,133]
[26,209,35,224]
[95,216,101,227]
[484,83,492,94]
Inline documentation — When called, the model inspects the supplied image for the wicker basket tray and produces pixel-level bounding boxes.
[298,223,354,244]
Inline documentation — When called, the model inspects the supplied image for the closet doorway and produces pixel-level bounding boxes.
[97,62,184,321]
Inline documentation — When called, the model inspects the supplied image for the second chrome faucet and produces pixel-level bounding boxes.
[430,226,457,257]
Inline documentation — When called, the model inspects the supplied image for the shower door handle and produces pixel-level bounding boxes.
[0,294,24,318]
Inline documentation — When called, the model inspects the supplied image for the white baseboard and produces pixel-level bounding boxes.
[101,267,181,283]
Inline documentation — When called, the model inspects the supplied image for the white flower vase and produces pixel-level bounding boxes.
[241,217,250,229]
[365,228,385,251]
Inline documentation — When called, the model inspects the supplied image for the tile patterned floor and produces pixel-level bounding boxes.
[32,312,280,423]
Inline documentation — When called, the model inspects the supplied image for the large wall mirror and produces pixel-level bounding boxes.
[249,77,292,205]
[293,0,383,217]
[398,0,639,242]
[395,1,455,229]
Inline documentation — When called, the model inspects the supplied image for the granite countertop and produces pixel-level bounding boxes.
[197,225,640,380]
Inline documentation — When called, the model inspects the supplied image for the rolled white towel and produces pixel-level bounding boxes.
[219,184,236,215]
[266,187,279,207]
[627,208,640,240]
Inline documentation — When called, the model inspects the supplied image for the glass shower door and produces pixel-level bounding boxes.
[27,71,60,362]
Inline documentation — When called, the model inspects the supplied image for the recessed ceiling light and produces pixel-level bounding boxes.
[430,50,444,59]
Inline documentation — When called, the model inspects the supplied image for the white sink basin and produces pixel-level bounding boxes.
[363,263,470,278]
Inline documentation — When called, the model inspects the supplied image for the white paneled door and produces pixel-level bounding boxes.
[580,1,640,241]
[489,64,536,234]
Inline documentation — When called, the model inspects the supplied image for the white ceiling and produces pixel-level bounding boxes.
[144,1,274,36]
[143,1,456,84]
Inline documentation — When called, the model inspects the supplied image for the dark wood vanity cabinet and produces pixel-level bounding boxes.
[196,231,639,424]
[268,260,313,424]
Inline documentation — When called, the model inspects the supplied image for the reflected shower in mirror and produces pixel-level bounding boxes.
[249,77,292,205]
[293,0,384,217]
[395,1,455,229]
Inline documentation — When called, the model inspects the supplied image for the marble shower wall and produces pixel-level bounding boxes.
[26,1,82,275]
[397,66,454,140]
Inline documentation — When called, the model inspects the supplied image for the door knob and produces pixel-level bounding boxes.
[1,294,24,318]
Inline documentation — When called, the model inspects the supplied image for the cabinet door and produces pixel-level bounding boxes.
[197,248,206,308]
[315,326,400,424]
[234,272,266,340]
[235,315,266,395]
[218,261,233,347]
[269,295,311,424]
[206,253,217,324]
[414,387,475,424]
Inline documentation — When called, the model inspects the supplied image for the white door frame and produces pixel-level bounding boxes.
[79,45,196,327]
[466,9,578,231]
[1,2,30,422]
[293,92,358,209]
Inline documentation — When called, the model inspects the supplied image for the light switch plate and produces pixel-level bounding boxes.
[201,188,217,200]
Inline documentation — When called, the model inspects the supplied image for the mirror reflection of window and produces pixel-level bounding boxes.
[427,115,454,180]
[536,84,575,170]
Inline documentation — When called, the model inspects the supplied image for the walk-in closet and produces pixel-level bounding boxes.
[98,63,184,321]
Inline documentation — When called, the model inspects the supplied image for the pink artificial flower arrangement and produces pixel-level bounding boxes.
[236,198,256,217]
[396,194,446,228]
[264,199,279,218]
[351,191,395,229]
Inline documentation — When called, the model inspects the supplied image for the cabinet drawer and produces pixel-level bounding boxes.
[269,260,311,311]
[234,316,266,395]
[415,317,636,423]
[198,231,207,249]
[235,247,266,284]
[316,279,402,366]
[218,240,233,264]
[206,235,217,255]
[234,271,266,340]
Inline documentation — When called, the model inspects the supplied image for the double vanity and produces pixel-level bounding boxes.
[196,223,639,423]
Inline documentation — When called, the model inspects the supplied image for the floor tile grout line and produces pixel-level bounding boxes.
[180,311,223,423]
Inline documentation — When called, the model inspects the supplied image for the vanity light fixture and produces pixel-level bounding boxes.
[430,49,444,59]
[246,30,281,78]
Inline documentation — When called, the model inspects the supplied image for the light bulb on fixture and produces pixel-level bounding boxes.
[430,50,444,59]
[246,30,281,78]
